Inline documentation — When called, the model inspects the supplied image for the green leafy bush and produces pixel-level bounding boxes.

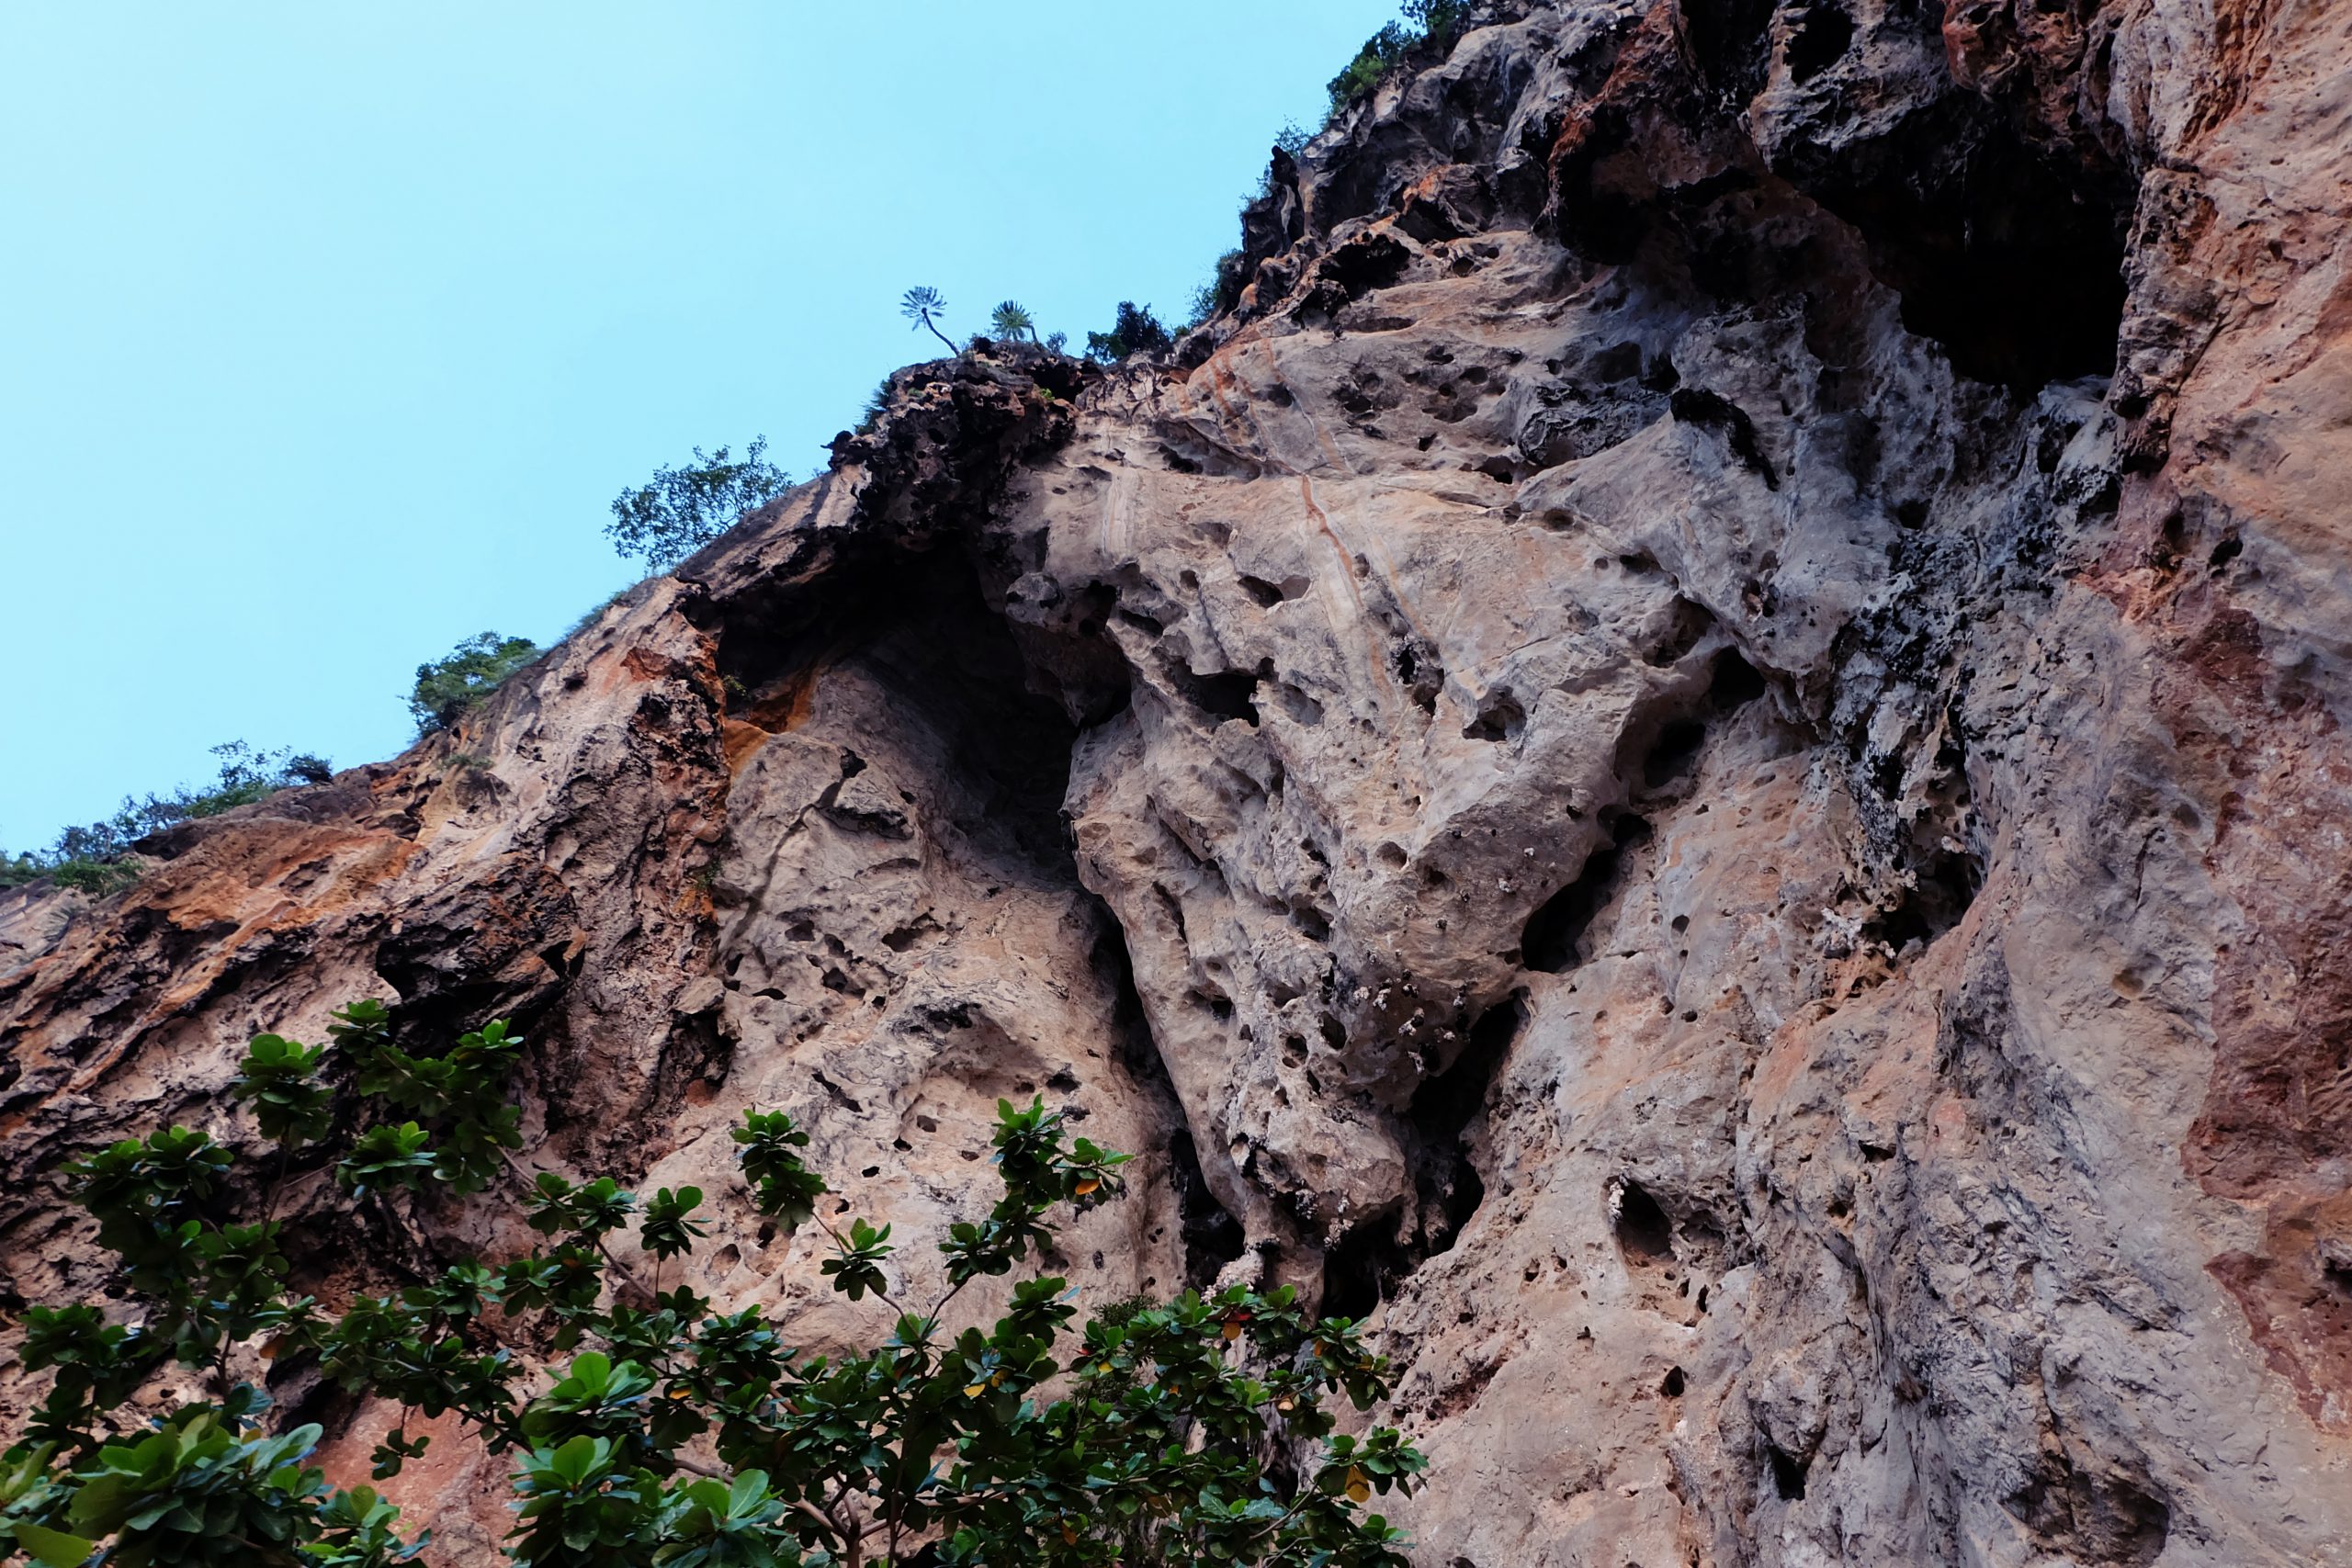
[1324,3,1467,123]
[407,634,540,736]
[1186,251,1250,331]
[2,1001,1429,1566]
[0,744,332,897]
[606,439,797,572]
[1083,302,1173,365]
[1403,0,1470,40]
[1325,23,1412,118]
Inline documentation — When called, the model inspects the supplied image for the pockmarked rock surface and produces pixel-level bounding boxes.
[6,1,2348,1561]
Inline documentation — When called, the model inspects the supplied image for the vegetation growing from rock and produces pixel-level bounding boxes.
[900,287,958,356]
[0,743,332,896]
[1325,2,1465,121]
[987,302,1040,345]
[408,633,542,736]
[1,1002,1425,1566]
[1083,303,1173,366]
[607,439,797,572]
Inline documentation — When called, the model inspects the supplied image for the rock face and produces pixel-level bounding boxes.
[5,0,2349,1561]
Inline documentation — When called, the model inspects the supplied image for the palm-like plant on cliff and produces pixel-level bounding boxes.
[899,286,958,355]
[987,301,1039,345]
[0,1001,1426,1567]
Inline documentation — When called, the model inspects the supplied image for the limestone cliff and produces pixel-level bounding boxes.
[5,0,2348,1561]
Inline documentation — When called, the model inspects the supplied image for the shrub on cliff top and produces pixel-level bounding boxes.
[1,1000,1427,1566]
[0,743,333,897]
[407,632,541,736]
[1083,301,1173,365]
[1324,2,1468,122]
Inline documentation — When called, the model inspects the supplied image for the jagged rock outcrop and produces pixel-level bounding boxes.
[5,0,2348,1561]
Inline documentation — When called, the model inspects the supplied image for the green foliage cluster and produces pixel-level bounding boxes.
[854,378,896,437]
[3,1000,1428,1566]
[1325,2,1467,121]
[987,302,1038,344]
[607,439,797,573]
[1185,253,1250,333]
[1083,303,1173,366]
[407,634,541,737]
[0,744,332,897]
[1325,23,1412,116]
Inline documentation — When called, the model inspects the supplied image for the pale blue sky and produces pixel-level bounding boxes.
[1,1,1394,848]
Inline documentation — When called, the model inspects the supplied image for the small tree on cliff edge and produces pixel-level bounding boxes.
[607,438,797,573]
[408,633,541,736]
[1083,303,1172,366]
[900,287,959,355]
[0,1001,1426,1566]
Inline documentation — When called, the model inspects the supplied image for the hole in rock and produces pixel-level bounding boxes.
[1669,389,1778,488]
[1319,1213,1400,1323]
[1464,690,1527,742]
[700,544,1089,873]
[1644,720,1708,787]
[1662,1366,1687,1397]
[1238,574,1286,607]
[1862,845,1980,953]
[1806,101,2131,388]
[1612,1178,1674,1263]
[1644,597,1716,668]
[1315,231,1411,300]
[1522,815,1652,973]
[1707,648,1767,710]
[1320,996,1525,1318]
[1168,1130,1248,1288]
[1783,1,1853,83]
[1682,0,1779,98]
[1769,1444,1811,1500]
[1169,661,1261,727]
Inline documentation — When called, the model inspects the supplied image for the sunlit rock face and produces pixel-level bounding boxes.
[6,0,2348,1561]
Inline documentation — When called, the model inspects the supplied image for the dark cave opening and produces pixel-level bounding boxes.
[1166,660,1263,728]
[703,544,1083,874]
[1320,993,1526,1320]
[1318,1217,1395,1324]
[1522,813,1653,973]
[1769,1442,1812,1501]
[1568,0,2132,392]
[1611,1177,1675,1263]
[1643,718,1709,788]
[1852,155,2126,387]
[1862,845,1980,953]
[1168,1129,1249,1288]
[1091,917,1248,1292]
[1783,1,1854,84]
